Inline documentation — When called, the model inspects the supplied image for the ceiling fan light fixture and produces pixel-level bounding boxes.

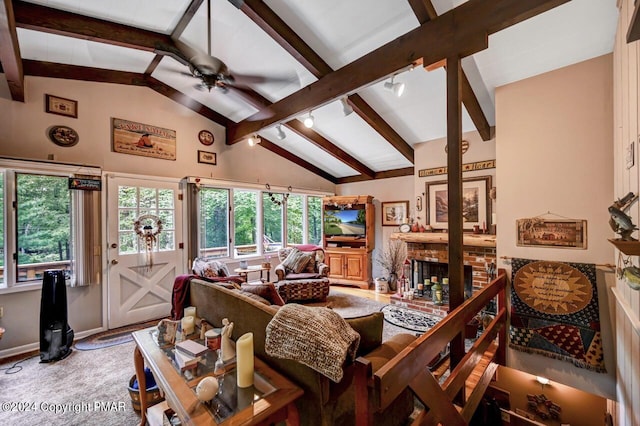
[384,76,405,97]
[247,134,261,147]
[276,124,286,140]
[303,112,315,128]
[341,97,354,116]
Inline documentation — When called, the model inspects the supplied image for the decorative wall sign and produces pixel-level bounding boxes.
[510,258,606,372]
[68,177,102,191]
[45,94,78,118]
[382,201,409,226]
[418,159,495,177]
[516,218,587,249]
[197,150,217,165]
[198,130,214,146]
[48,125,79,147]
[426,176,491,231]
[112,118,176,160]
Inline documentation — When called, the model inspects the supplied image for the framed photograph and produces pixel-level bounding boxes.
[112,118,176,161]
[426,176,491,231]
[45,94,78,118]
[197,150,217,165]
[382,201,409,226]
[516,218,587,249]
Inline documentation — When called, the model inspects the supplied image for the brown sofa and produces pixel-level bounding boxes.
[187,277,416,426]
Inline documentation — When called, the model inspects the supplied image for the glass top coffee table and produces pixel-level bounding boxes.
[133,327,302,426]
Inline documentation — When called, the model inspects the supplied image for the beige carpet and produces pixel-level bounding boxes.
[0,289,410,425]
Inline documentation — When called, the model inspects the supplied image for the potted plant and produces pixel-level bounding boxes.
[376,239,407,291]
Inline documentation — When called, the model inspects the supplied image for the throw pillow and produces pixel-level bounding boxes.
[192,257,220,278]
[345,312,384,357]
[240,283,285,306]
[282,248,312,274]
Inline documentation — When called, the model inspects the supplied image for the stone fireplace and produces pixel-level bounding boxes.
[389,233,497,317]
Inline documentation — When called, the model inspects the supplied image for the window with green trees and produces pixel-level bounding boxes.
[197,185,325,259]
[16,173,71,282]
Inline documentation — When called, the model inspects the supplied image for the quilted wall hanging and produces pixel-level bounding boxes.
[510,258,606,372]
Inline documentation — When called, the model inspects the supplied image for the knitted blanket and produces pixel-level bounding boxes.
[265,304,360,383]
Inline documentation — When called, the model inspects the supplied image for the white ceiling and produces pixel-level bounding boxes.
[6,0,619,179]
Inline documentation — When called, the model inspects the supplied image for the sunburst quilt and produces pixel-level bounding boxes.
[510,258,606,372]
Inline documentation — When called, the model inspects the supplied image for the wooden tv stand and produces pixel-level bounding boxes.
[323,195,374,289]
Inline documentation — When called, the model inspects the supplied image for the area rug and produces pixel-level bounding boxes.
[380,305,441,332]
[510,258,606,372]
[74,319,161,351]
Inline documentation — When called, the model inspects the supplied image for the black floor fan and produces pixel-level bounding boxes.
[40,270,74,362]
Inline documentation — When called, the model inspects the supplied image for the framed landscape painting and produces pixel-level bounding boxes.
[382,201,409,226]
[426,176,491,231]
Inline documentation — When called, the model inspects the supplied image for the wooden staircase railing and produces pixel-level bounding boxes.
[354,270,507,426]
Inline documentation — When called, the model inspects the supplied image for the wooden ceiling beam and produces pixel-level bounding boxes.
[285,120,375,178]
[336,167,415,184]
[409,0,491,141]
[13,1,185,62]
[228,0,568,144]
[238,0,414,163]
[257,138,338,183]
[22,60,231,127]
[0,0,25,101]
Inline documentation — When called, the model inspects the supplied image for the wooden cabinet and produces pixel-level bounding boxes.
[323,195,374,289]
[325,248,370,284]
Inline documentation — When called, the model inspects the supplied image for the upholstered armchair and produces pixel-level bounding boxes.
[273,245,331,302]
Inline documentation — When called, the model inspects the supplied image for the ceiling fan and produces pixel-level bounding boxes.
[171,0,288,94]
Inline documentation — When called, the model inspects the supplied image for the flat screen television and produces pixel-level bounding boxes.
[324,208,366,237]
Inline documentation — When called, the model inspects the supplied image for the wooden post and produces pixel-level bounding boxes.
[446,55,466,390]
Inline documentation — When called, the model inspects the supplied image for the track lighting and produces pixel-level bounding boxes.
[341,97,353,116]
[384,75,405,97]
[247,134,260,146]
[276,124,286,140]
[303,111,315,128]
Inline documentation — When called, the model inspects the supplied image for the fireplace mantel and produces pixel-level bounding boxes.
[390,232,496,248]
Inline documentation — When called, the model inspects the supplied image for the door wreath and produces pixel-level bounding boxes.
[134,214,163,268]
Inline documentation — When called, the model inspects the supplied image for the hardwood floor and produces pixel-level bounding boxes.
[330,284,392,304]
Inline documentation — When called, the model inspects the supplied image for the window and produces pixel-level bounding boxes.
[16,173,72,282]
[116,186,175,255]
[193,180,326,260]
[198,187,229,258]
[307,196,322,245]
[0,160,101,291]
[234,190,258,257]
[263,192,283,253]
[287,195,303,245]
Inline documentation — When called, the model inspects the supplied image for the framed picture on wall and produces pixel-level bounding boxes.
[381,201,409,226]
[197,150,217,165]
[426,176,491,231]
[45,94,78,118]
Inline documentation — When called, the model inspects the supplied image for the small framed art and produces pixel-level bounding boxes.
[382,201,409,226]
[45,94,78,118]
[198,150,217,165]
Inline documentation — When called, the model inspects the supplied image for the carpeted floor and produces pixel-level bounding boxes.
[0,288,417,425]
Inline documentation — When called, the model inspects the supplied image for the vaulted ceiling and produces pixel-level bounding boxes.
[0,0,617,183]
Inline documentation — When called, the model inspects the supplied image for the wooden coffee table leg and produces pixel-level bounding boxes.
[286,402,300,426]
[134,345,147,426]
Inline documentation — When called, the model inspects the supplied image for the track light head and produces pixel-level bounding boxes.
[384,76,405,97]
[276,124,286,140]
[247,134,260,146]
[303,112,315,128]
[341,97,354,116]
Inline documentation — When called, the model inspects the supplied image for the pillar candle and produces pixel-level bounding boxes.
[184,306,196,319]
[181,316,195,336]
[236,332,254,388]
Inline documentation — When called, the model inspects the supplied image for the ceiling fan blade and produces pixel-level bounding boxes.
[228,72,297,87]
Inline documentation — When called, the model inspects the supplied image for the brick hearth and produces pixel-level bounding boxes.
[389,233,497,316]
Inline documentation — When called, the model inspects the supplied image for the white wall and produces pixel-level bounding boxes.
[496,54,616,400]
[0,75,334,355]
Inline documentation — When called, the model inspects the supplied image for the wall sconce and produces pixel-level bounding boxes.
[416,196,422,212]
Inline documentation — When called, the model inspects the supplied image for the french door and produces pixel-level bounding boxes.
[106,175,183,328]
